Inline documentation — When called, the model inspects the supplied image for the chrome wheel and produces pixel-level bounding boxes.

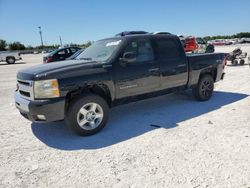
[77,103,104,130]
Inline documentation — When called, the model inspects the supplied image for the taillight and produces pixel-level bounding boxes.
[45,57,53,63]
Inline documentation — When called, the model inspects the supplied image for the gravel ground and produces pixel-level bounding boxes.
[0,45,250,188]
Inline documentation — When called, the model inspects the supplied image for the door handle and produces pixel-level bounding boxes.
[148,68,160,73]
[177,64,186,68]
[102,64,112,68]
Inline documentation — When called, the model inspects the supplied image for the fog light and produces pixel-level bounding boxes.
[37,115,46,120]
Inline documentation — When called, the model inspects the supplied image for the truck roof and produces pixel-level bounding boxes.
[101,31,178,41]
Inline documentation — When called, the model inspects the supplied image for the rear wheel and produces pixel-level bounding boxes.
[240,59,245,65]
[192,74,214,101]
[65,94,109,136]
[6,56,15,64]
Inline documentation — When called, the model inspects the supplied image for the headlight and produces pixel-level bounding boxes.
[34,79,60,98]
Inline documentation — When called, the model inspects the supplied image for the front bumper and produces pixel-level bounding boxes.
[15,91,65,122]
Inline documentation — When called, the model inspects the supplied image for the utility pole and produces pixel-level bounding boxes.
[59,35,63,47]
[38,26,43,47]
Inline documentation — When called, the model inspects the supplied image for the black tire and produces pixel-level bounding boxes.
[232,60,238,65]
[6,56,15,64]
[240,59,245,65]
[192,74,214,101]
[205,45,215,53]
[65,94,109,136]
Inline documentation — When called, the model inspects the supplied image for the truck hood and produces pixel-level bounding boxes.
[17,60,108,80]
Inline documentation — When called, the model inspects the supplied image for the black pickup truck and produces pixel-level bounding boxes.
[15,32,226,136]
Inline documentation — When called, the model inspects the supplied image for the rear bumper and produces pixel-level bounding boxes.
[15,91,65,122]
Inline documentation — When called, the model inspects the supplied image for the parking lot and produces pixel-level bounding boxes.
[0,45,250,187]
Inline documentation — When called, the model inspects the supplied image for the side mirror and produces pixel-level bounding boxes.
[120,52,136,64]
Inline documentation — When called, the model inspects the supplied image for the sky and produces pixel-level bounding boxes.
[0,0,249,46]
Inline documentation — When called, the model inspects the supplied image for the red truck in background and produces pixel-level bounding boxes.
[179,36,215,53]
[179,36,197,52]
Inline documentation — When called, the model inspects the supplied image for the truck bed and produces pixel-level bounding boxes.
[187,53,226,87]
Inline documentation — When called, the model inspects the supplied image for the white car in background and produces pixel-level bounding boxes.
[0,51,22,64]
[239,38,250,43]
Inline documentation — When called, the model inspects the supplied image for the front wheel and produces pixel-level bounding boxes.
[6,57,15,64]
[65,94,109,136]
[192,74,214,101]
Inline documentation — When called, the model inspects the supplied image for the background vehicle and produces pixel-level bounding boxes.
[226,47,247,65]
[208,39,226,46]
[179,35,198,52]
[196,37,215,53]
[0,51,22,64]
[239,38,250,43]
[179,36,215,53]
[43,47,81,63]
[66,48,85,60]
[15,32,226,136]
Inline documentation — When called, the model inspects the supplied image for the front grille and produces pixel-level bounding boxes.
[17,80,30,86]
[17,79,34,100]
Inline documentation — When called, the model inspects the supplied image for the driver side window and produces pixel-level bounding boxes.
[124,39,154,63]
[57,49,66,55]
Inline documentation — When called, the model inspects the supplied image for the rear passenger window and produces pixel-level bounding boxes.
[156,39,182,59]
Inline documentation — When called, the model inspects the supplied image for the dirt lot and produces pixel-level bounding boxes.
[0,46,250,188]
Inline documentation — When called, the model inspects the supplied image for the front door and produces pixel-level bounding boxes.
[114,38,161,99]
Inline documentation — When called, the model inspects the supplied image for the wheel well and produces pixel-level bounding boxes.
[6,56,15,60]
[199,68,217,82]
[65,84,112,108]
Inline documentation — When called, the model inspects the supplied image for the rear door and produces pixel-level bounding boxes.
[114,38,161,99]
[155,37,188,89]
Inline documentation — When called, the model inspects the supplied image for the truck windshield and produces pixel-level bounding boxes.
[76,39,122,62]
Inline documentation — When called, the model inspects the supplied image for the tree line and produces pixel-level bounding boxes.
[1,32,250,51]
[0,39,92,51]
[0,40,26,51]
[203,32,250,41]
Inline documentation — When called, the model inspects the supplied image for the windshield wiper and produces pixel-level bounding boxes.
[78,57,92,60]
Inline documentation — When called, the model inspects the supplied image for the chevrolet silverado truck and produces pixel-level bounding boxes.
[0,51,22,64]
[15,32,226,136]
